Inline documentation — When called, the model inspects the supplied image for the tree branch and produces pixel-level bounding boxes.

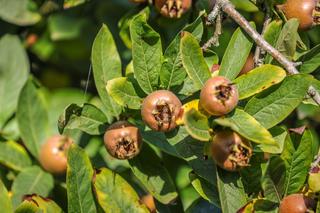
[212,0,320,105]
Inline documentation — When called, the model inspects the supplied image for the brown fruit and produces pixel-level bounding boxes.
[211,131,252,171]
[155,0,192,18]
[277,0,320,30]
[200,76,239,116]
[140,194,156,212]
[238,53,254,76]
[39,135,73,174]
[279,194,316,213]
[141,90,182,132]
[104,121,142,160]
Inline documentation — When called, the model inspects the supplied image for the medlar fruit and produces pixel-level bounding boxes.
[279,194,316,213]
[211,131,252,171]
[39,135,73,174]
[141,90,182,132]
[155,0,192,18]
[277,0,320,30]
[238,53,254,76]
[104,121,142,160]
[200,76,239,116]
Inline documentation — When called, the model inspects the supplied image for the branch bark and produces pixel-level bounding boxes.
[209,0,320,105]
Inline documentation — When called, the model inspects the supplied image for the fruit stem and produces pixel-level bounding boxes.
[207,0,320,106]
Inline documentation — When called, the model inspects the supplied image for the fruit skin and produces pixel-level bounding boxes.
[155,0,192,18]
[104,121,142,160]
[211,131,252,171]
[238,53,254,76]
[279,194,316,213]
[277,0,320,30]
[141,90,182,132]
[39,135,73,174]
[200,76,239,116]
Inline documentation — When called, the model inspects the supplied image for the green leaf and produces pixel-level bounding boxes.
[183,109,211,141]
[11,166,54,208]
[160,12,204,90]
[91,24,122,121]
[0,141,32,171]
[272,19,299,61]
[128,145,178,204]
[245,74,312,129]
[282,130,314,196]
[219,24,254,80]
[254,126,288,154]
[215,109,277,145]
[48,14,87,41]
[0,179,13,213]
[298,44,320,74]
[234,65,286,100]
[264,21,283,64]
[141,130,180,158]
[17,79,49,158]
[64,0,89,9]
[0,35,29,128]
[168,127,217,185]
[185,199,220,213]
[15,201,39,213]
[16,194,63,213]
[180,32,211,90]
[130,12,162,94]
[118,7,142,49]
[240,153,264,195]
[189,172,220,207]
[58,103,108,135]
[93,168,149,212]
[216,167,247,212]
[67,144,97,213]
[261,156,286,203]
[107,77,142,110]
[0,0,41,26]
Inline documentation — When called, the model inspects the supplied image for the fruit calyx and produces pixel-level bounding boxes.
[104,121,142,160]
[155,0,192,18]
[152,100,175,129]
[215,84,234,105]
[228,140,252,168]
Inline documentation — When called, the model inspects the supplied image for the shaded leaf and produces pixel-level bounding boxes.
[129,145,178,204]
[189,172,220,207]
[298,44,320,74]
